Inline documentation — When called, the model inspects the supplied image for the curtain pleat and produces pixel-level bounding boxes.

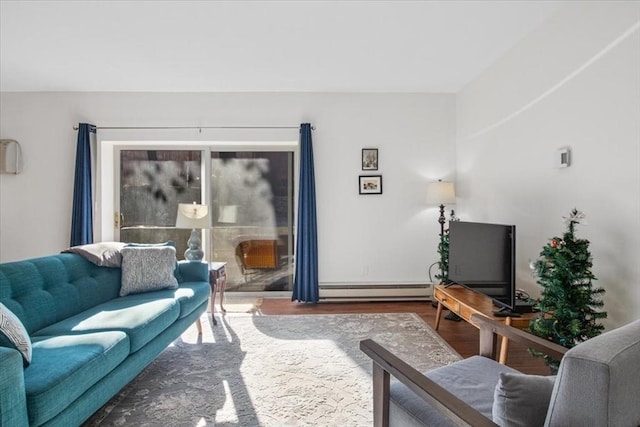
[70,123,95,246]
[292,123,319,303]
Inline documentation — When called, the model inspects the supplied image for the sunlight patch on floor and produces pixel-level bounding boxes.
[215,380,239,425]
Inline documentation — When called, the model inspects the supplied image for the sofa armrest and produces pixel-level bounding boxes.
[360,339,497,427]
[471,314,567,361]
[176,260,209,283]
[0,347,29,427]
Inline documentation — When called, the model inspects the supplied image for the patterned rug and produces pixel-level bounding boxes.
[84,313,461,426]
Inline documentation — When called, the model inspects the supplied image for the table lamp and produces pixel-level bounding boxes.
[176,202,210,261]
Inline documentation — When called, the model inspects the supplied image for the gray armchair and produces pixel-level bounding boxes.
[360,314,640,427]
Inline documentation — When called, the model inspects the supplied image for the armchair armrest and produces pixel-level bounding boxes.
[360,317,568,427]
[471,314,567,361]
[359,339,497,427]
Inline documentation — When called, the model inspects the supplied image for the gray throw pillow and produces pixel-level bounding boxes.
[63,242,126,267]
[120,246,179,297]
[0,302,32,367]
[492,372,556,427]
[125,241,182,281]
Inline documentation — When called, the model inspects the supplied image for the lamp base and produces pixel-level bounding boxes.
[184,228,204,262]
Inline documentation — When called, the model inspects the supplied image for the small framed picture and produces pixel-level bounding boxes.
[359,175,383,195]
[362,148,378,170]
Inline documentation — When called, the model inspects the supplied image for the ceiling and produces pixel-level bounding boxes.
[0,1,563,93]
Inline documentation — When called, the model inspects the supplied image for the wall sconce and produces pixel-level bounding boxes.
[0,139,23,174]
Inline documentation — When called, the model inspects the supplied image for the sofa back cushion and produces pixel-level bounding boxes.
[0,254,120,334]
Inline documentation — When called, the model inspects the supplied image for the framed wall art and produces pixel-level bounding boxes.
[362,148,378,170]
[359,175,382,195]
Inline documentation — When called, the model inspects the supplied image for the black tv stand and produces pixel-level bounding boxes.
[492,307,522,317]
[491,299,535,315]
[514,300,536,313]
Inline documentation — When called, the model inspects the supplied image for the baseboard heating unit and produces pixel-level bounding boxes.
[319,283,432,302]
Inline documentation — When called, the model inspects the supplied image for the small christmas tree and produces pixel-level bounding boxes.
[435,228,449,283]
[529,209,607,369]
[435,210,458,283]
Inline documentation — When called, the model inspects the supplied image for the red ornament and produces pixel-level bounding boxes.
[550,240,558,248]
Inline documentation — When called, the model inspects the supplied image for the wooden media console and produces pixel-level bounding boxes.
[433,284,537,364]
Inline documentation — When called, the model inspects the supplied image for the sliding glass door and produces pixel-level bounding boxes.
[118,150,202,259]
[210,151,294,292]
[115,147,295,292]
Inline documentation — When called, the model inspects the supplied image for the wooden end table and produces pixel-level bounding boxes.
[195,261,227,333]
[433,284,536,364]
[209,262,227,322]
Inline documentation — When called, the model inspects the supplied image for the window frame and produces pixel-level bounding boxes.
[97,140,299,265]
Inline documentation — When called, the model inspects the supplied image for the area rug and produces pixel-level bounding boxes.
[84,313,461,427]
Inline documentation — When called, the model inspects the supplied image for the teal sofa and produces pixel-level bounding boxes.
[0,253,210,427]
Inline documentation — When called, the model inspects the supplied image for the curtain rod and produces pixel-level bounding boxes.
[72,125,315,131]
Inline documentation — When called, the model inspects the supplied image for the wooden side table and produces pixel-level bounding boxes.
[195,261,227,333]
[209,262,227,322]
[433,284,536,364]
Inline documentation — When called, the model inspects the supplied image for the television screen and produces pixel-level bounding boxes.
[447,221,516,311]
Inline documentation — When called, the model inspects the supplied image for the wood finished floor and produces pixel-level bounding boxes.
[259,298,550,375]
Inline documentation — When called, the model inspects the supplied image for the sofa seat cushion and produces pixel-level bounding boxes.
[32,296,179,352]
[390,356,519,426]
[25,331,130,426]
[150,282,211,319]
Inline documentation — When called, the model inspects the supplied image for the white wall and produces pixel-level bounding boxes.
[0,92,456,287]
[456,2,640,328]
[5,2,635,325]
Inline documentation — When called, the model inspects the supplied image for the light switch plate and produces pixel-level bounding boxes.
[555,147,570,168]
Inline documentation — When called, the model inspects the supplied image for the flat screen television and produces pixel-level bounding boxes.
[447,221,517,314]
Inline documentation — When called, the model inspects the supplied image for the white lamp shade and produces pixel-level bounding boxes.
[176,203,211,229]
[426,180,456,205]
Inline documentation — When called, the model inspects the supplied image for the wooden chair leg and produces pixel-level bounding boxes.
[372,363,390,427]
[498,317,512,364]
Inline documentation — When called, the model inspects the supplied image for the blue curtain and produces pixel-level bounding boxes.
[292,123,319,303]
[70,123,96,246]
